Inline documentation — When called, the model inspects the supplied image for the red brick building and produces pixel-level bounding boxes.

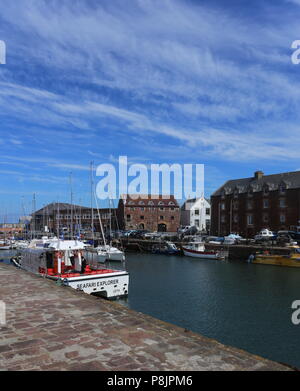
[118,195,180,232]
[211,171,300,237]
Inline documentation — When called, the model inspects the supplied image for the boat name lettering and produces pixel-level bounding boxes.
[76,279,119,290]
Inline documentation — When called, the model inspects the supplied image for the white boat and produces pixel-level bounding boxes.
[182,242,225,260]
[0,240,12,250]
[85,245,125,264]
[13,238,129,299]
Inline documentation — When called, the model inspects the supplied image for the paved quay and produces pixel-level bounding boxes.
[0,263,292,371]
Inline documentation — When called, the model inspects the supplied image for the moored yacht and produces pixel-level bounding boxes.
[85,245,125,264]
[12,238,129,299]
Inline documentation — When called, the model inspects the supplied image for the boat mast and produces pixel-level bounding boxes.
[90,162,94,243]
[70,173,74,239]
[32,193,36,239]
[57,201,60,238]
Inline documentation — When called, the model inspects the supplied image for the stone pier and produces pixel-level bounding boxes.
[0,263,291,371]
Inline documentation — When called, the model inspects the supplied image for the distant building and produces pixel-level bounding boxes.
[181,197,211,232]
[0,223,25,234]
[211,170,300,237]
[30,203,115,234]
[118,195,180,232]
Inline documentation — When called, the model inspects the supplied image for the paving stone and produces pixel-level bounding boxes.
[0,263,292,371]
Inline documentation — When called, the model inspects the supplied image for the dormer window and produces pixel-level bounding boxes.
[263,186,269,196]
[138,201,145,206]
[148,201,154,206]
[279,184,286,195]
[169,201,175,206]
[158,201,165,206]
[128,201,134,206]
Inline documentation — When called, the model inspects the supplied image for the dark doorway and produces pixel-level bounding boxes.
[158,223,167,232]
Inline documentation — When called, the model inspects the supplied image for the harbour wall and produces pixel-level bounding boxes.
[0,263,292,371]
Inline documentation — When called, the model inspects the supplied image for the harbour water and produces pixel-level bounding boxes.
[2,250,300,368]
[116,253,300,369]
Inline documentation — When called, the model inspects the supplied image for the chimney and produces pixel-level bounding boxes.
[254,171,264,180]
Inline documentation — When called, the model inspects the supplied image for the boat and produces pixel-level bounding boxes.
[151,241,179,255]
[12,238,129,299]
[84,245,125,264]
[84,163,126,265]
[249,245,300,268]
[182,242,225,260]
[0,240,12,250]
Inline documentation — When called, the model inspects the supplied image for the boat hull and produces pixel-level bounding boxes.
[48,272,129,298]
[253,255,300,268]
[183,247,222,260]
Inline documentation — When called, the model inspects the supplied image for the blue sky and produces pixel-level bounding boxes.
[0,0,300,221]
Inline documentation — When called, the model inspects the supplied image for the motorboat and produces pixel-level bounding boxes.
[85,245,125,264]
[12,238,129,299]
[182,242,225,260]
[151,241,179,255]
[249,245,300,268]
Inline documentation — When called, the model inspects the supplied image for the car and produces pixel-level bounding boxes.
[223,233,243,245]
[130,230,150,239]
[178,225,199,236]
[254,229,276,242]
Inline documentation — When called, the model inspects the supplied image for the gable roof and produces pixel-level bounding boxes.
[212,170,300,197]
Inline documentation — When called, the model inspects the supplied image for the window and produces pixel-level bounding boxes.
[169,201,175,206]
[171,216,175,221]
[279,184,286,195]
[206,208,210,215]
[130,207,135,211]
[139,201,145,206]
[233,201,239,210]
[126,214,131,221]
[221,215,226,223]
[247,214,253,226]
[158,201,165,206]
[280,214,286,223]
[233,214,238,223]
[140,207,145,211]
[140,216,144,220]
[279,198,286,208]
[195,219,199,226]
[234,189,239,199]
[194,209,199,215]
[160,216,164,220]
[263,199,269,209]
[263,186,269,196]
[263,213,269,223]
[148,201,154,206]
[221,202,225,210]
[247,201,253,210]
[159,207,164,211]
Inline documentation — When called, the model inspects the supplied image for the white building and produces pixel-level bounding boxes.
[180,197,211,232]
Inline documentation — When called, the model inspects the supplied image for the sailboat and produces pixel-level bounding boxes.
[84,163,126,264]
